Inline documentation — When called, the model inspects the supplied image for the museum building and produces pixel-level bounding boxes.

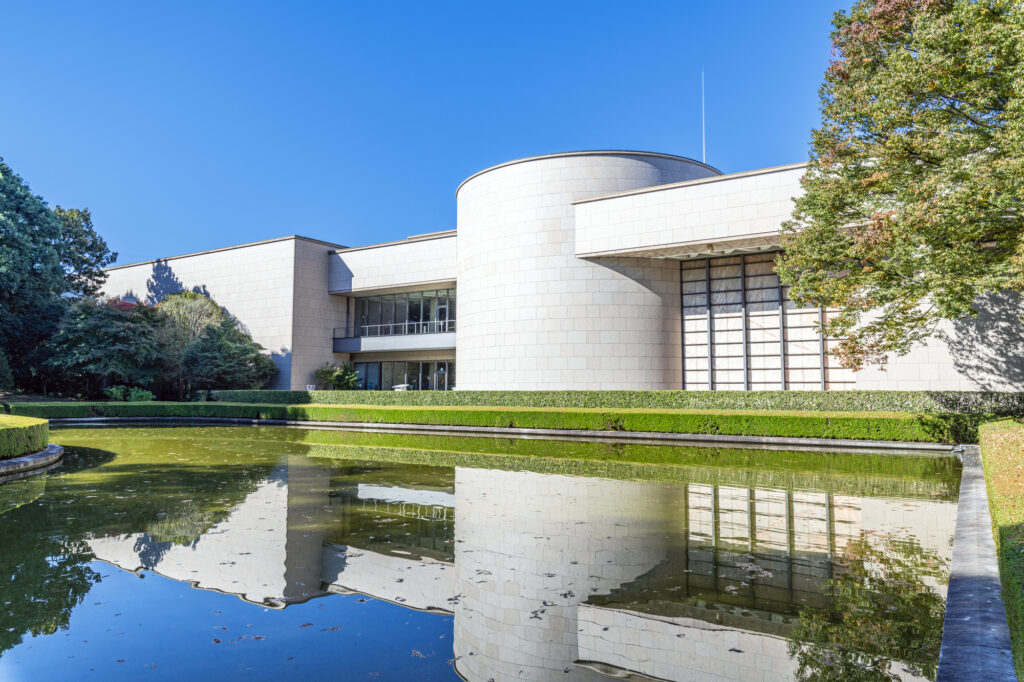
[101,151,1022,392]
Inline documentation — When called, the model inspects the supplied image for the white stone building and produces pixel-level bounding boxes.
[102,150,1024,391]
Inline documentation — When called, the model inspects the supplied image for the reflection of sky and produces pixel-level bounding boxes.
[0,562,458,682]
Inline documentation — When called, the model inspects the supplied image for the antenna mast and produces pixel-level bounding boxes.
[701,70,706,164]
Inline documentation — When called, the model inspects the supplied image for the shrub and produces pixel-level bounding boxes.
[9,401,980,443]
[0,415,48,459]
[127,387,155,402]
[313,362,359,390]
[103,385,128,401]
[207,389,1024,416]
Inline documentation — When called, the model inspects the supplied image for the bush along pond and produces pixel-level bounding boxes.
[0,424,966,681]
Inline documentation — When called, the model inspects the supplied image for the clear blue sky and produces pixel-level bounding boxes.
[2,1,847,265]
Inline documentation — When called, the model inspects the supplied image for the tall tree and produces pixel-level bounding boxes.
[0,159,118,389]
[43,299,166,397]
[777,0,1024,369]
[183,318,276,391]
[53,207,116,297]
[158,292,226,398]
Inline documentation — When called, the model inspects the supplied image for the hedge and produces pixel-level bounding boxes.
[207,389,1024,415]
[0,415,49,460]
[980,420,1024,677]
[8,401,985,442]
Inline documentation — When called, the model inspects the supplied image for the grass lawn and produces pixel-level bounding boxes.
[981,419,1024,677]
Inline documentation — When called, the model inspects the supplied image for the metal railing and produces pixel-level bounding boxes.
[334,319,455,339]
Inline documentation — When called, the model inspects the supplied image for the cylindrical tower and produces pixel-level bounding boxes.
[455,151,719,390]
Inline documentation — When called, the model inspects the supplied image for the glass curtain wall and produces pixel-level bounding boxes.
[354,289,455,337]
[352,361,456,391]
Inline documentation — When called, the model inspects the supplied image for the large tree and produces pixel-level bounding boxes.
[43,299,165,397]
[0,159,116,388]
[777,0,1024,369]
[182,318,277,391]
[157,291,226,398]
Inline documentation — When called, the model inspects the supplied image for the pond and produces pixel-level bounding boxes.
[0,426,961,681]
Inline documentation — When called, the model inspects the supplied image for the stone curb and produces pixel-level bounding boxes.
[937,445,1017,681]
[48,416,957,455]
[0,444,65,478]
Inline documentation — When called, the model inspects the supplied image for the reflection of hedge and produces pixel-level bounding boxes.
[981,420,1024,678]
[0,415,48,459]
[307,444,959,502]
[13,401,985,442]
[207,389,1024,415]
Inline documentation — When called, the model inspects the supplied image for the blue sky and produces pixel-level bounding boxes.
[2,1,847,265]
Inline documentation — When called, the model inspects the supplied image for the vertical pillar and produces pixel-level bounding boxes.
[818,307,827,391]
[777,278,787,390]
[706,258,714,391]
[740,254,749,391]
[680,260,686,390]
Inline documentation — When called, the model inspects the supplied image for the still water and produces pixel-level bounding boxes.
[0,426,960,681]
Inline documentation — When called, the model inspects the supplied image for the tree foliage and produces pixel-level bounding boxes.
[42,299,165,396]
[777,0,1024,369]
[313,361,359,390]
[182,318,277,392]
[0,159,116,388]
[158,292,226,398]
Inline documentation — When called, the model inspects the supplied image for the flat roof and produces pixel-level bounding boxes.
[571,161,808,205]
[456,150,723,195]
[329,229,457,255]
[105,235,347,271]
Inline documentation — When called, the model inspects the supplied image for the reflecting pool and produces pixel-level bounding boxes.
[0,426,961,681]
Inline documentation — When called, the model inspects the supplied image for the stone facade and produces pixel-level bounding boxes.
[100,150,1024,392]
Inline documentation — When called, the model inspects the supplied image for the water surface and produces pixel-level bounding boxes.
[0,426,961,681]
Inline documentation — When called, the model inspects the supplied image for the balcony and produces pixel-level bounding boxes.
[333,320,456,353]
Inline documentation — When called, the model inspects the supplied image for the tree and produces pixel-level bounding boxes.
[158,292,226,398]
[777,0,1024,370]
[42,299,165,396]
[53,207,116,297]
[182,318,276,391]
[0,159,118,390]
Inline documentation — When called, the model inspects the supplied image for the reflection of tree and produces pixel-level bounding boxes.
[788,536,948,682]
[0,533,100,655]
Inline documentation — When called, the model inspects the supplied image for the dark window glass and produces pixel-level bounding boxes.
[354,363,367,389]
[408,292,421,328]
[420,362,432,390]
[365,362,381,390]
[448,361,455,390]
[367,297,381,335]
[358,299,369,336]
[422,292,435,330]
[382,362,393,390]
[395,295,408,333]
[381,295,394,334]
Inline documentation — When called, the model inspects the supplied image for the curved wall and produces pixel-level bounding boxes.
[455,151,719,390]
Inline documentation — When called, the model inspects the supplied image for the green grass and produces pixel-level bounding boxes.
[8,400,986,442]
[981,420,1024,678]
[0,414,49,460]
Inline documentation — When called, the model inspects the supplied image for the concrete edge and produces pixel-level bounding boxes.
[0,444,65,479]
[937,445,1017,681]
[48,417,958,456]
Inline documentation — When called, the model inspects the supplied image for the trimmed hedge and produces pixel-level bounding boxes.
[980,420,1024,678]
[9,401,984,443]
[0,415,49,460]
[208,389,1024,415]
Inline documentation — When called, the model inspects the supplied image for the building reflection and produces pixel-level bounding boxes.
[87,454,956,682]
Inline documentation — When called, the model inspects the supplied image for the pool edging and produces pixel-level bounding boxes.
[0,444,65,481]
[937,445,1017,681]
[46,416,959,455]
